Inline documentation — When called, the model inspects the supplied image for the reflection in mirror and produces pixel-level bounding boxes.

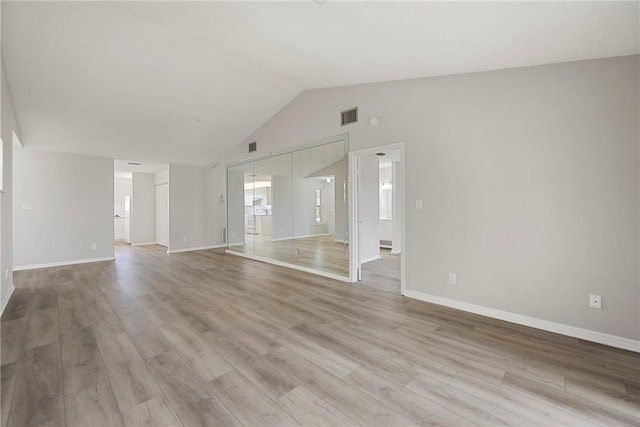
[253,152,293,264]
[292,141,349,277]
[226,161,254,253]
[226,135,349,279]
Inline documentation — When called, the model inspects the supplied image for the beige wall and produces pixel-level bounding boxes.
[228,55,640,341]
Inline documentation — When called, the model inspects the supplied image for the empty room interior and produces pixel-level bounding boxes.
[1,2,639,426]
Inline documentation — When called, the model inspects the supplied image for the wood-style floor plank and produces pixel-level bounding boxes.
[93,331,162,412]
[344,365,475,426]
[24,308,59,350]
[8,343,64,427]
[146,349,240,427]
[158,319,232,380]
[121,395,182,427]
[277,385,359,427]
[208,369,300,427]
[1,318,28,366]
[60,327,107,395]
[2,243,638,427]
[64,382,124,427]
[57,287,90,333]
[1,363,19,427]
[1,290,33,322]
[266,346,419,427]
[117,310,173,360]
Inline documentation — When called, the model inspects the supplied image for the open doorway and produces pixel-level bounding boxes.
[114,160,169,252]
[114,170,132,245]
[349,143,405,294]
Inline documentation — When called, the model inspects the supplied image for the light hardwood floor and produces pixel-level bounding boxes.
[2,244,639,426]
[360,249,401,294]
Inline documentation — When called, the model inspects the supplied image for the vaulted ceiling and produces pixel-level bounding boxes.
[3,1,638,167]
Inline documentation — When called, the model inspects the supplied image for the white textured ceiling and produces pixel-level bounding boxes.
[3,1,639,167]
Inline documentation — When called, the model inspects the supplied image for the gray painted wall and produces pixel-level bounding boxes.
[168,164,224,251]
[1,59,19,310]
[13,148,114,267]
[230,55,639,340]
[359,155,380,263]
[131,172,156,245]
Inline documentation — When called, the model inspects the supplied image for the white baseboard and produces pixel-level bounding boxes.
[226,250,351,283]
[131,242,157,247]
[271,233,329,242]
[1,283,15,315]
[361,255,382,264]
[168,244,226,254]
[334,239,347,244]
[405,290,640,353]
[13,256,116,271]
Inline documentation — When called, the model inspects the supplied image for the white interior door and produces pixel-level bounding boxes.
[155,183,168,247]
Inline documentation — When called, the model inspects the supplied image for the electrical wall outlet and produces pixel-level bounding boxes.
[91,243,97,250]
[415,199,423,210]
[589,294,602,309]
[448,273,457,285]
[183,236,188,242]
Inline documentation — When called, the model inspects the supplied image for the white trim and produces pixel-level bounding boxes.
[1,283,15,315]
[361,255,382,264]
[271,233,329,242]
[226,250,351,282]
[168,244,226,254]
[131,242,157,247]
[405,290,640,353]
[14,257,116,271]
[334,238,347,244]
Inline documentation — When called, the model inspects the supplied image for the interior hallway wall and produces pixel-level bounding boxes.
[1,58,19,311]
[168,164,225,252]
[13,148,114,268]
[131,172,155,245]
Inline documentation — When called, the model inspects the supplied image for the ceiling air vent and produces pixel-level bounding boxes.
[248,141,257,153]
[341,107,358,126]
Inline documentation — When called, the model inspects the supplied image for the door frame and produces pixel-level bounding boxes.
[349,142,406,295]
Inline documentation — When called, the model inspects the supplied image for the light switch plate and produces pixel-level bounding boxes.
[415,199,423,210]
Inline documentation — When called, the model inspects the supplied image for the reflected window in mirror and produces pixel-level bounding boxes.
[315,189,322,224]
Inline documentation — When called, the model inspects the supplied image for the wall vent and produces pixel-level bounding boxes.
[248,141,257,153]
[341,107,358,126]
